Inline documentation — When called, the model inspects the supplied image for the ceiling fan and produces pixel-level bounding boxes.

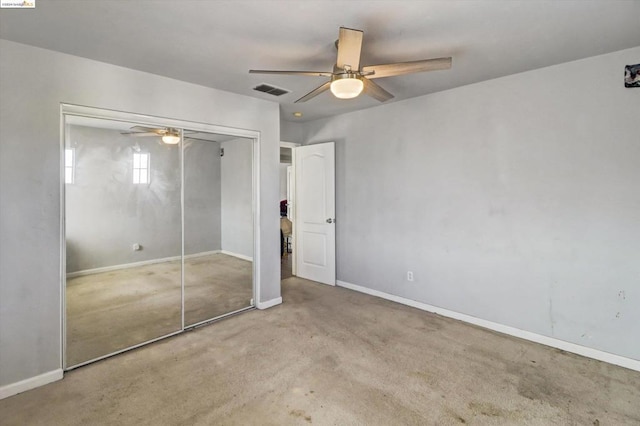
[250,27,452,103]
[123,126,225,144]
[123,126,182,144]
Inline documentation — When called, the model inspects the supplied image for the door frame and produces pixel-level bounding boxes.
[280,141,300,277]
[60,103,262,370]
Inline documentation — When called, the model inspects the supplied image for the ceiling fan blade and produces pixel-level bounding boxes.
[130,125,162,133]
[295,81,331,103]
[336,27,363,71]
[249,70,333,77]
[362,57,452,79]
[362,78,394,102]
[121,131,160,137]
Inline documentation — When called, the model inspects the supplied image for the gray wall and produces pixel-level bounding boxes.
[184,138,222,256]
[67,126,239,271]
[221,138,254,259]
[66,125,186,272]
[0,39,280,388]
[298,46,640,361]
[280,121,305,144]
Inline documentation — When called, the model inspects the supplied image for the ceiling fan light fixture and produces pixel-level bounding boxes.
[330,74,364,99]
[162,134,180,145]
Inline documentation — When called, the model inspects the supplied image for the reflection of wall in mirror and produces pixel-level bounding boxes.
[183,138,222,256]
[65,125,222,273]
[221,138,254,260]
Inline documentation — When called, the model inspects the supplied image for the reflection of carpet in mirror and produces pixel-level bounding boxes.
[66,253,252,367]
[184,254,253,326]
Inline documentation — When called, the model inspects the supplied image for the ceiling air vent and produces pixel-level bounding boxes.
[253,83,290,97]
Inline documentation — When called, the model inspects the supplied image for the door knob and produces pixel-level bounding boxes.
[326,218,334,224]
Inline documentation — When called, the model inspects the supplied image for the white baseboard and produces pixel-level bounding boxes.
[66,250,221,278]
[337,280,640,372]
[220,250,253,262]
[184,250,222,260]
[256,297,282,310]
[0,369,63,400]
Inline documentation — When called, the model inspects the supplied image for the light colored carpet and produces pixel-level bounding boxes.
[3,276,639,425]
[66,253,252,366]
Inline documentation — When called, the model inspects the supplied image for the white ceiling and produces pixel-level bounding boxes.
[1,1,638,122]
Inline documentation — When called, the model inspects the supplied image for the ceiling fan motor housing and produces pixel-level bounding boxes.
[330,72,363,99]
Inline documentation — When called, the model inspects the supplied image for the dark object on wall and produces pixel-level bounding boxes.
[281,230,285,256]
[625,64,640,88]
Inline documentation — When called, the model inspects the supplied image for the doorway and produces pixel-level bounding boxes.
[279,141,336,286]
[279,142,298,280]
[61,104,261,369]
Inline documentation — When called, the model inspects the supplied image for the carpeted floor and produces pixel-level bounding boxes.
[66,253,252,366]
[3,276,639,425]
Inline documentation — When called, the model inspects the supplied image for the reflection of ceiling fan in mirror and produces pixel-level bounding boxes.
[123,126,182,144]
[123,126,221,144]
[250,27,452,103]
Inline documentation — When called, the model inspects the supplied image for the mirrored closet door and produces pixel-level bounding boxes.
[183,133,254,327]
[64,112,255,369]
[64,116,183,367]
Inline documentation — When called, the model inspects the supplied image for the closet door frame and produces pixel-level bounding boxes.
[60,104,261,370]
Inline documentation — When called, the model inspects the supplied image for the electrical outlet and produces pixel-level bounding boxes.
[407,271,414,282]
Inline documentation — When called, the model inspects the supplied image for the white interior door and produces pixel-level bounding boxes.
[294,142,336,285]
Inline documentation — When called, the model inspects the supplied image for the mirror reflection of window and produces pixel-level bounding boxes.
[64,148,75,184]
[133,152,150,184]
